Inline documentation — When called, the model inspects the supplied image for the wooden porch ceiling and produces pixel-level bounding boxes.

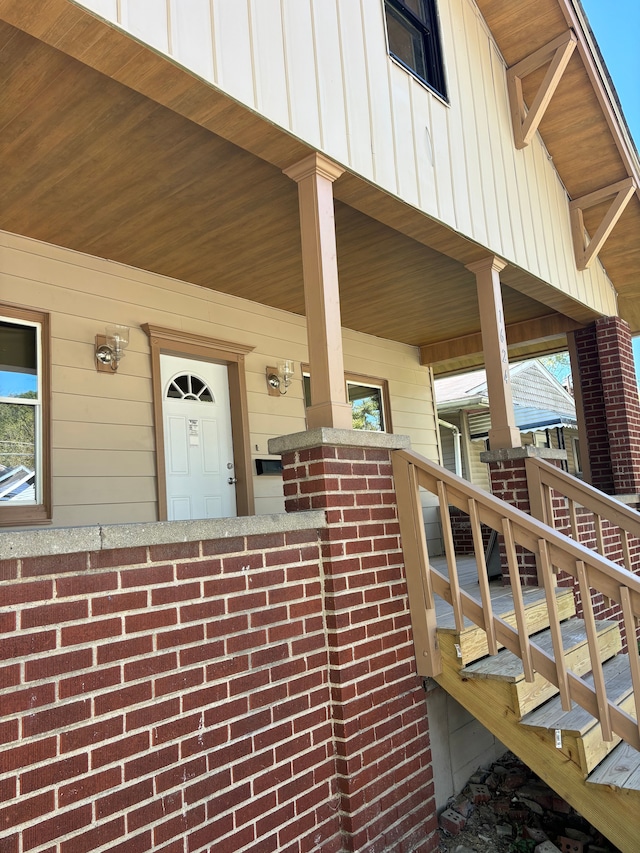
[1,0,634,374]
[0,19,579,361]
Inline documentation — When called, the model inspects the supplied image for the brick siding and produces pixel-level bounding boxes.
[1,487,438,852]
[448,508,493,555]
[0,531,344,853]
[549,501,640,652]
[486,458,540,587]
[573,317,640,496]
[280,441,438,853]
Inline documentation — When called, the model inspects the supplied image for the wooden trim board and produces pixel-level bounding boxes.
[142,324,255,519]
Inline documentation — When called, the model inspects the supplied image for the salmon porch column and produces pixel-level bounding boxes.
[469,257,566,585]
[269,428,439,853]
[284,154,353,430]
[568,316,640,503]
[468,256,520,451]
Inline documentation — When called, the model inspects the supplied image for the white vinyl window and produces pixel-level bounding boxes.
[0,307,51,524]
[347,380,386,432]
[303,371,392,433]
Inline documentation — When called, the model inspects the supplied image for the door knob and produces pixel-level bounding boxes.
[228,477,238,484]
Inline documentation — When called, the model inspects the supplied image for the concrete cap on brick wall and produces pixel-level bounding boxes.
[268,428,411,455]
[480,446,567,463]
[0,511,327,560]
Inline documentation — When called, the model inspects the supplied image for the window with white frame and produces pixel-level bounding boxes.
[383,0,447,98]
[303,370,392,433]
[0,306,51,524]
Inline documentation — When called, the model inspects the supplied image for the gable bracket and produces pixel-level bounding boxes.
[569,177,636,270]
[507,30,577,149]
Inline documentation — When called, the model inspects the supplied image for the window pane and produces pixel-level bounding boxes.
[348,384,385,432]
[386,7,427,81]
[402,0,428,24]
[0,321,38,398]
[0,402,36,503]
[302,375,312,408]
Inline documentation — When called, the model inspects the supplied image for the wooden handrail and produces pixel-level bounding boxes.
[525,456,640,543]
[392,448,640,752]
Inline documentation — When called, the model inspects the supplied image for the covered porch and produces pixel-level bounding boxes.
[3,0,637,532]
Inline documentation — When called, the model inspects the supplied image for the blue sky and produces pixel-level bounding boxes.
[579,0,640,377]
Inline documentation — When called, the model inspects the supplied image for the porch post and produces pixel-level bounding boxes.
[466,256,521,450]
[468,257,564,586]
[269,428,439,853]
[283,153,353,430]
[568,317,640,502]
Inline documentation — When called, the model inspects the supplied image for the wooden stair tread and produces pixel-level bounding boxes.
[521,655,634,735]
[587,741,640,790]
[435,584,571,633]
[434,638,640,852]
[460,618,618,684]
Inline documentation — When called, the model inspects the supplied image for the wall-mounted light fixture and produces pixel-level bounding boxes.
[95,324,130,373]
[266,360,294,396]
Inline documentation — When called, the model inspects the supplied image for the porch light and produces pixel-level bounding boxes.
[95,324,130,372]
[266,360,294,395]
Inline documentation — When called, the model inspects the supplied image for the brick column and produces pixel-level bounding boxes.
[569,317,640,500]
[480,446,567,586]
[269,429,439,853]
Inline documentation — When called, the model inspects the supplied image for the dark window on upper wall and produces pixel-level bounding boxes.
[384,0,447,99]
[0,305,51,526]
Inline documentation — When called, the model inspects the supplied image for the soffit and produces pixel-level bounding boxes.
[474,0,640,328]
[0,19,583,358]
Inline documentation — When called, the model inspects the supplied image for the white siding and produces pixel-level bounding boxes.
[71,0,617,321]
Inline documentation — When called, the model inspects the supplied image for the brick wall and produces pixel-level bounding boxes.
[278,436,438,853]
[0,530,343,853]
[1,505,437,852]
[448,508,492,555]
[485,457,540,586]
[549,501,640,652]
[572,317,640,497]
[484,448,640,643]
[572,323,613,494]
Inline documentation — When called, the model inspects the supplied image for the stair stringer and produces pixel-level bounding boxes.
[434,652,640,853]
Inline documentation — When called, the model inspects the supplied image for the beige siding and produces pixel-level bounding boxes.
[0,230,438,528]
[468,438,491,492]
[76,0,617,319]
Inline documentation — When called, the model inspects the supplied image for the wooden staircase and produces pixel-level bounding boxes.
[434,584,640,851]
[391,449,640,853]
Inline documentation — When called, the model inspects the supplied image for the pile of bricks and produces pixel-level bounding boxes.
[437,753,618,853]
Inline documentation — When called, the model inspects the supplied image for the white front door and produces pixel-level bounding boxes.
[160,354,237,520]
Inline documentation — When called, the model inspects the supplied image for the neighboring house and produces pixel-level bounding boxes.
[436,360,581,491]
[0,465,36,503]
[1,1,640,852]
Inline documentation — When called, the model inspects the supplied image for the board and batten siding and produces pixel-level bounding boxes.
[0,230,440,537]
[76,0,617,322]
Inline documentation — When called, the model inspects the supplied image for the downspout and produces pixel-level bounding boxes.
[438,419,462,477]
